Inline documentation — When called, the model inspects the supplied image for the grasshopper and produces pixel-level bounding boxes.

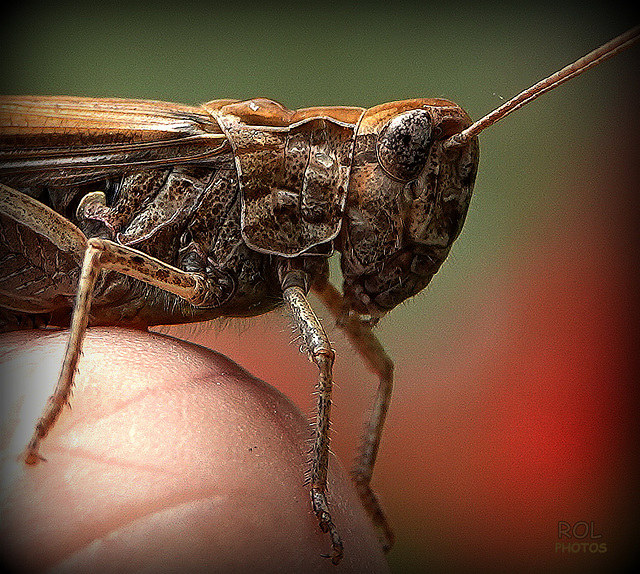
[0,25,637,564]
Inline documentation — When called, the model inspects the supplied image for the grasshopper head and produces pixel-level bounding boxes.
[335,27,639,318]
[337,99,479,319]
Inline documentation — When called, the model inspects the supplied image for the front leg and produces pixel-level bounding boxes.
[280,269,344,565]
[313,278,395,552]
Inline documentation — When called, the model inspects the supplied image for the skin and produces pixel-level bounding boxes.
[0,327,390,573]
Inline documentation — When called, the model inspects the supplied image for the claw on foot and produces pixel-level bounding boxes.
[21,448,46,465]
[312,488,344,564]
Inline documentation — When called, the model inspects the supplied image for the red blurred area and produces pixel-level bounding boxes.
[388,231,638,573]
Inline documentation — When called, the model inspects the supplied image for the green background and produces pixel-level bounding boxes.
[3,1,638,572]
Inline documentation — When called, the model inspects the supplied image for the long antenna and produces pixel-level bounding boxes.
[445,26,640,149]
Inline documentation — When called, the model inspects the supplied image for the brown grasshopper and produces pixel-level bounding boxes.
[0,26,637,564]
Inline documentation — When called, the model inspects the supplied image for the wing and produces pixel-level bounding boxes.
[0,96,230,187]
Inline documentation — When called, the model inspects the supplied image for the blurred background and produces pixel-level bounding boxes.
[3,1,638,572]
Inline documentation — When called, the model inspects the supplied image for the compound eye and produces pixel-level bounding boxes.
[376,109,432,181]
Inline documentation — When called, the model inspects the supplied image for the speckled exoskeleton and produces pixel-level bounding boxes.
[0,26,636,564]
